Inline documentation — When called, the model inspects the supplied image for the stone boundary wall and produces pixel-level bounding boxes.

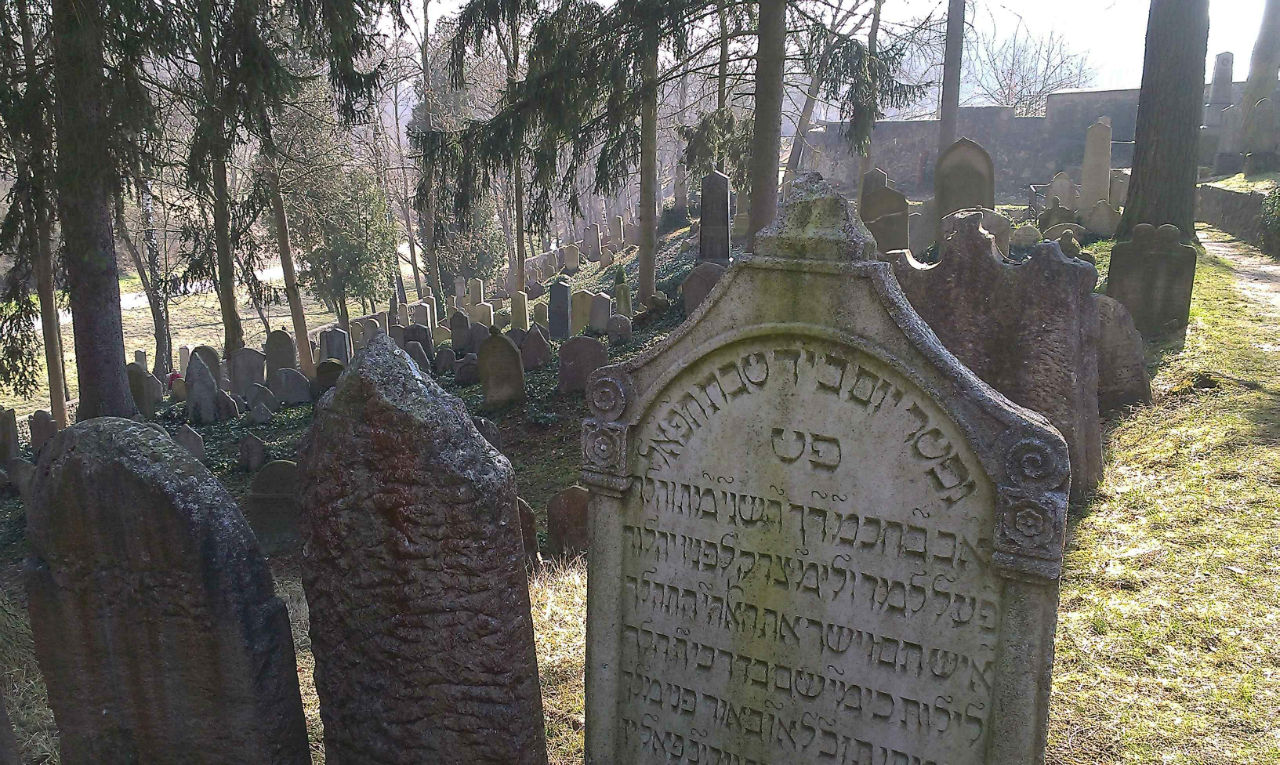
[1196,185,1265,246]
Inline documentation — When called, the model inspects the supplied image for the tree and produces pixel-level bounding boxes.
[1242,0,1280,123]
[936,0,964,155]
[969,18,1093,117]
[1118,0,1209,241]
[746,0,786,248]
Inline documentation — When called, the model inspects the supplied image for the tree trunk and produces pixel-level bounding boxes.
[267,169,315,378]
[1117,0,1209,240]
[20,0,69,428]
[748,0,786,248]
[638,38,659,304]
[139,184,172,377]
[1243,0,1280,121]
[782,68,825,192]
[858,0,886,190]
[937,0,965,156]
[673,76,689,217]
[211,155,245,354]
[51,0,136,419]
[116,195,171,383]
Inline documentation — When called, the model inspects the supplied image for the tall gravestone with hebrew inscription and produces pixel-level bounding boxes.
[581,174,1069,765]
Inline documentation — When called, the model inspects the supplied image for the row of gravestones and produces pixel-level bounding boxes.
[18,334,549,761]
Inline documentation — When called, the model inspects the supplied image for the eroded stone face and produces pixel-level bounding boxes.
[1106,223,1197,338]
[25,418,308,762]
[582,177,1068,765]
[298,335,546,763]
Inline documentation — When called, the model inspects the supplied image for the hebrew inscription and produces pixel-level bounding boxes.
[617,334,1000,765]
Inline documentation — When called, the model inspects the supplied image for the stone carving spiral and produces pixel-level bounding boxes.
[587,370,629,422]
[1003,436,1065,490]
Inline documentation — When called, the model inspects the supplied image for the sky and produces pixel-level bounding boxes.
[424,0,1268,92]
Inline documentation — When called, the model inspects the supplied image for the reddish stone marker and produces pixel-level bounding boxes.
[25,418,308,763]
[299,334,547,764]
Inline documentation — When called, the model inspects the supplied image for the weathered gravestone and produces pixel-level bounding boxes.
[1243,97,1280,174]
[1081,200,1122,238]
[25,418,308,762]
[942,207,1012,259]
[1037,197,1075,232]
[271,368,312,406]
[320,328,350,364]
[533,301,550,330]
[1080,121,1112,209]
[934,137,994,236]
[699,171,731,265]
[126,362,163,419]
[547,484,589,557]
[265,330,298,381]
[511,290,530,331]
[589,293,612,334]
[550,281,571,339]
[193,345,223,390]
[185,353,224,425]
[244,460,302,555]
[0,409,18,463]
[1045,172,1079,213]
[451,309,473,354]
[558,336,608,394]
[884,210,1102,503]
[521,326,552,371]
[479,329,527,410]
[174,423,204,459]
[1095,295,1153,413]
[581,175,1069,765]
[861,167,889,193]
[860,185,909,252]
[404,323,434,359]
[1106,223,1197,338]
[1215,105,1245,175]
[29,410,56,453]
[298,334,547,763]
[571,290,595,336]
[312,359,345,399]
[681,261,727,315]
[229,347,266,398]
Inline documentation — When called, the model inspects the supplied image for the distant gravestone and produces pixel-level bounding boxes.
[1046,171,1080,212]
[246,383,280,413]
[388,324,406,349]
[607,315,632,345]
[174,424,204,459]
[239,434,268,472]
[589,293,611,334]
[1106,223,1198,338]
[582,175,1068,765]
[1215,105,1245,175]
[887,210,1101,502]
[533,301,550,330]
[184,354,222,425]
[450,310,473,354]
[26,418,308,762]
[558,336,607,394]
[1095,295,1153,413]
[571,290,594,335]
[1012,224,1042,250]
[434,347,456,376]
[520,327,552,371]
[549,282,570,339]
[546,485,589,557]
[698,171,731,265]
[127,363,162,419]
[860,166,889,194]
[1080,121,1113,209]
[860,185,909,251]
[265,330,297,380]
[681,261,726,315]
[615,283,633,317]
[228,347,266,398]
[479,330,527,410]
[586,224,602,260]
[170,377,187,402]
[1109,170,1131,208]
[403,324,434,360]
[320,328,350,365]
[1082,199,1122,238]
[406,340,432,372]
[469,301,495,328]
[270,368,312,406]
[312,359,345,399]
[1042,222,1085,242]
[563,243,582,271]
[456,353,480,386]
[244,460,301,555]
[179,346,191,375]
[1,409,19,463]
[934,137,995,233]
[1243,97,1279,173]
[298,335,546,762]
[511,291,530,331]
[29,410,56,453]
[468,323,490,357]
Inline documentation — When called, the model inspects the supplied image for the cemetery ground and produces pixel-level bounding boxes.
[0,225,1278,762]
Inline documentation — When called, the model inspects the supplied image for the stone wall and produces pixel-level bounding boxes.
[1196,184,1266,246]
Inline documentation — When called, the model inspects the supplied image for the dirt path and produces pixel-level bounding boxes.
[1201,229,1280,317]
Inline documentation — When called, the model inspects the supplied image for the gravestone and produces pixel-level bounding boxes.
[127,363,163,419]
[534,301,550,330]
[616,283,633,317]
[1095,295,1153,413]
[320,328,350,364]
[886,210,1101,502]
[451,310,473,354]
[571,290,594,335]
[271,368,312,406]
[432,324,451,346]
[861,166,889,194]
[351,321,367,350]
[403,324,434,359]
[312,359,345,399]
[479,329,527,410]
[0,409,18,463]
[244,460,302,555]
[860,186,909,251]
[469,277,486,306]
[239,434,268,472]
[185,354,223,425]
[26,418,308,762]
[388,324,406,349]
[29,410,56,453]
[546,485,589,557]
[1042,222,1085,242]
[298,335,547,762]
[406,341,432,372]
[607,315,632,345]
[193,345,223,390]
[934,137,995,233]
[563,243,582,272]
[681,261,726,315]
[550,281,571,339]
[434,347,456,376]
[170,377,187,402]
[1058,230,1088,263]
[558,336,607,394]
[941,207,1012,259]
[1243,97,1279,174]
[246,383,280,413]
[265,330,298,380]
[1082,200,1122,238]
[587,224,603,260]
[517,498,539,562]
[1106,223,1198,338]
[1080,121,1112,209]
[589,293,612,334]
[699,171,731,265]
[582,175,1068,765]
[456,353,480,386]
[1037,197,1075,232]
[511,291,530,331]
[228,347,266,398]
[1109,170,1130,208]
[1215,105,1245,175]
[1011,224,1042,250]
[179,346,190,375]
[174,424,204,459]
[469,301,495,328]
[469,323,491,357]
[1046,172,1079,212]
[520,327,552,371]
[1208,52,1234,115]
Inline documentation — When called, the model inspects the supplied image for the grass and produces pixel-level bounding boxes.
[3,225,1279,763]
[1206,171,1280,195]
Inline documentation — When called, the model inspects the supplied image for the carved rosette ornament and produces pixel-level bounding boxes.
[993,432,1069,580]
[582,366,633,492]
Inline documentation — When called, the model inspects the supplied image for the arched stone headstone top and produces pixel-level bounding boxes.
[581,173,1069,764]
[935,137,995,219]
